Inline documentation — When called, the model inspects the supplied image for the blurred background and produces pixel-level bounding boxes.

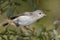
[0,0,60,40]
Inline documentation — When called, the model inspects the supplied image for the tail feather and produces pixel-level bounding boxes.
[2,22,9,27]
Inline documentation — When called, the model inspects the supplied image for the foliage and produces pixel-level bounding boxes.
[0,25,59,40]
[0,0,21,18]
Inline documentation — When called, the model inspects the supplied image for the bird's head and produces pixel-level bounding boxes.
[32,10,46,19]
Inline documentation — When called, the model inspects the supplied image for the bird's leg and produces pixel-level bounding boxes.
[23,26,32,31]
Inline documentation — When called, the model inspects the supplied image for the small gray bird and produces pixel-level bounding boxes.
[3,10,46,31]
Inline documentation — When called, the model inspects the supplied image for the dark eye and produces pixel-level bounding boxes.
[39,13,41,14]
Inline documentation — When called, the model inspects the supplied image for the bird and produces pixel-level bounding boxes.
[2,10,46,31]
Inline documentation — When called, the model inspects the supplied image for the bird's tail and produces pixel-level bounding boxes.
[2,22,18,27]
[2,22,19,27]
[0,21,9,27]
[2,22,9,27]
[0,19,19,27]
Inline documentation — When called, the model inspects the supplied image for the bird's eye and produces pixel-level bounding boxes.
[39,13,41,14]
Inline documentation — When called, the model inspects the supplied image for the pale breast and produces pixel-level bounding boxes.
[18,16,36,26]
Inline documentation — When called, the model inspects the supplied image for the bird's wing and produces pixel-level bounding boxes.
[23,12,33,16]
[18,16,31,22]
[12,16,31,24]
[10,12,32,20]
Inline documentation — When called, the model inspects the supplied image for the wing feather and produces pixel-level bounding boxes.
[10,12,32,20]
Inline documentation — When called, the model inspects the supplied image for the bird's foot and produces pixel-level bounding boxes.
[24,26,33,31]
